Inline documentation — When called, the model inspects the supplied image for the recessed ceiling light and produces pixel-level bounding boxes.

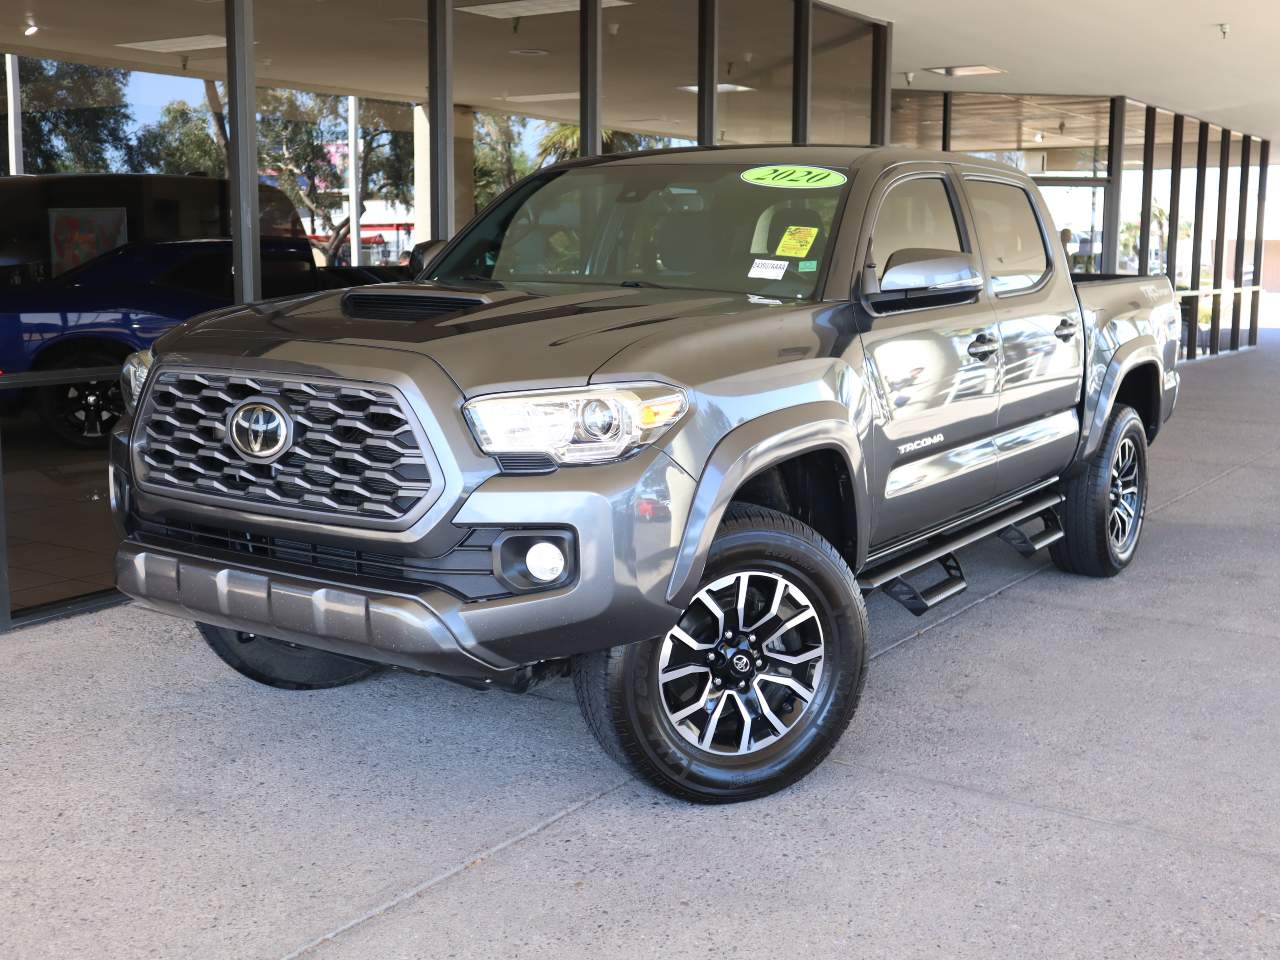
[509,48,550,56]
[24,23,38,36]
[117,34,227,53]
[676,83,754,93]
[923,64,1006,78]
[497,91,579,103]
[460,0,629,19]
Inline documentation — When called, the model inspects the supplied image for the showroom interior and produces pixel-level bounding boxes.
[1,0,1271,629]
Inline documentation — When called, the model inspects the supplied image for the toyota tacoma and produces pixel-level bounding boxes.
[111,147,1180,802]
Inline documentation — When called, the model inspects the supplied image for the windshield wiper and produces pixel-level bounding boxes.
[618,279,670,289]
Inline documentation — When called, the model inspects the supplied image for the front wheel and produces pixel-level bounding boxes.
[573,504,868,803]
[1051,404,1149,577]
[198,623,384,690]
[34,348,127,448]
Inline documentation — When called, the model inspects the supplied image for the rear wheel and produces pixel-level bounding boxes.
[34,348,127,448]
[574,504,868,803]
[198,623,383,690]
[1051,404,1148,577]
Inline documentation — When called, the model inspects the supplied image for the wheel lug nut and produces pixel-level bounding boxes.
[737,681,746,690]
[707,652,715,661]
[755,659,762,667]
[748,634,756,642]
[713,677,723,687]
[724,630,732,639]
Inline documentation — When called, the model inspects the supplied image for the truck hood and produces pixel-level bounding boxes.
[159,281,752,396]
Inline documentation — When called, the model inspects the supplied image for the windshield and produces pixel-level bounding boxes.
[429,162,851,299]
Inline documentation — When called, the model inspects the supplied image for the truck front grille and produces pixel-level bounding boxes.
[136,368,433,524]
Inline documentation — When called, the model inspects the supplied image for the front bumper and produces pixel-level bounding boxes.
[115,444,698,684]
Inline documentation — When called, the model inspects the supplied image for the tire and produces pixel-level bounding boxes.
[197,623,383,690]
[34,347,127,448]
[573,503,869,803]
[1051,404,1149,577]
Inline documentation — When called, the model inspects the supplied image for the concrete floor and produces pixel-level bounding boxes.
[4,334,1280,960]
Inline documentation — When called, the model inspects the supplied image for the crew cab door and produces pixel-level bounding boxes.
[855,165,1003,548]
[960,174,1085,492]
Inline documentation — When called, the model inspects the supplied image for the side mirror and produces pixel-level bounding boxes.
[409,239,447,276]
[872,248,984,298]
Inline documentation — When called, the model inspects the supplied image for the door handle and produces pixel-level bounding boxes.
[967,333,998,361]
[1054,318,1077,342]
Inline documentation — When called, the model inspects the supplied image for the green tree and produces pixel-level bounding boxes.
[534,122,669,166]
[128,100,226,177]
[474,111,531,208]
[7,58,133,172]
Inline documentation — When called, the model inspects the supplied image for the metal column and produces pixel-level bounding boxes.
[347,96,362,266]
[1186,121,1210,361]
[224,0,260,303]
[580,0,602,156]
[1101,96,1125,274]
[1165,114,1184,285]
[427,0,454,240]
[791,0,811,144]
[1250,141,1269,347]
[697,0,718,146]
[1137,105,1156,275]
[4,53,22,176]
[940,91,952,152]
[1210,130,1231,354]
[1231,135,1251,351]
[869,22,891,146]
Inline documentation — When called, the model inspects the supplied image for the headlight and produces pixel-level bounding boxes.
[120,349,154,414]
[464,383,688,465]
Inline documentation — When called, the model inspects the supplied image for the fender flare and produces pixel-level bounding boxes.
[1078,337,1162,464]
[665,401,869,607]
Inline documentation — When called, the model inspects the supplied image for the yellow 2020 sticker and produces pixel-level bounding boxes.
[740,165,848,189]
[775,225,819,258]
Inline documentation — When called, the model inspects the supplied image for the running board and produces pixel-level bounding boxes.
[858,491,1064,616]
[998,508,1065,558]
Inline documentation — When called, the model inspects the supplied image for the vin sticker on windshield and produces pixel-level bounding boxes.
[740,165,848,189]
[749,258,789,280]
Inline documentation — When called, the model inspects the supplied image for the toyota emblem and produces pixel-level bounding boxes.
[227,399,291,462]
[731,653,752,673]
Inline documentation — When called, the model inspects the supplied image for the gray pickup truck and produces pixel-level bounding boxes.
[110,147,1180,802]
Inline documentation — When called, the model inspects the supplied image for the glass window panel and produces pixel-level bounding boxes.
[455,0,578,218]
[1147,110,1175,278]
[0,0,231,616]
[890,91,945,150]
[718,0,792,144]
[1198,124,1222,291]
[600,0,697,151]
[966,179,1050,292]
[1039,183,1105,274]
[1172,119,1201,290]
[810,7,875,145]
[871,177,962,278]
[950,94,1110,177]
[1116,99,1146,275]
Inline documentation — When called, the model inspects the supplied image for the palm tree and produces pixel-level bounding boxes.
[534,122,670,166]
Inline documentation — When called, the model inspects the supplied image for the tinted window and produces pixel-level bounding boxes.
[156,251,233,300]
[871,177,963,279]
[965,179,1050,293]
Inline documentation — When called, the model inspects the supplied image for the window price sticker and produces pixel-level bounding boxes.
[775,226,819,258]
[748,258,789,280]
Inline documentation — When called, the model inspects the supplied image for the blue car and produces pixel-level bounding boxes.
[0,236,403,446]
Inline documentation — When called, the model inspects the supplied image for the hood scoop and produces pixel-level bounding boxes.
[342,288,489,322]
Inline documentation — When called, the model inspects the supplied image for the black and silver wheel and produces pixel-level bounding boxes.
[573,504,868,803]
[198,623,383,690]
[1051,404,1149,577]
[34,348,126,448]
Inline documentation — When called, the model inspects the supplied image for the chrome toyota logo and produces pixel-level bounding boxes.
[731,653,752,673]
[227,399,291,462]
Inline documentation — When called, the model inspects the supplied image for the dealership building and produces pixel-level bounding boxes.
[0,0,1273,625]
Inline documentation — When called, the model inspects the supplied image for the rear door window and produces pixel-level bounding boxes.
[964,179,1051,294]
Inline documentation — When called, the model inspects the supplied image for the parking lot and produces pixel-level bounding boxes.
[4,334,1279,960]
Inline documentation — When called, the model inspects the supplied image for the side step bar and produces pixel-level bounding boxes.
[858,491,1065,616]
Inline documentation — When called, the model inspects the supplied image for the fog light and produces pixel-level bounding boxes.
[525,541,566,583]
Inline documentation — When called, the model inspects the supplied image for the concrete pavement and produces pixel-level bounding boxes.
[4,335,1279,959]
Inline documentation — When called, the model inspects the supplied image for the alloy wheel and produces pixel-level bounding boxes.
[1107,435,1143,555]
[656,570,826,756]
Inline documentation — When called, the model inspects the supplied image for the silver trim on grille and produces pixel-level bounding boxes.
[132,366,443,530]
